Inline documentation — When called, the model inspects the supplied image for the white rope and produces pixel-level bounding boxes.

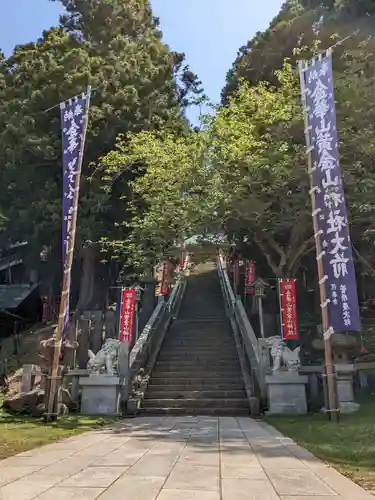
[321,298,330,309]
[316,251,325,261]
[323,326,334,340]
[319,275,328,284]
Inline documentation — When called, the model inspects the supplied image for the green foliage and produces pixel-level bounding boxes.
[100,129,211,271]
[0,0,201,302]
[111,29,375,283]
[102,60,312,277]
[215,0,375,287]
[222,0,375,102]
[204,61,314,277]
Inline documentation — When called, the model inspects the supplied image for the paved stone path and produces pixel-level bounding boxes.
[0,416,372,500]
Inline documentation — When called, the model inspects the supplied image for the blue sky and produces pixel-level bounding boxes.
[0,0,284,122]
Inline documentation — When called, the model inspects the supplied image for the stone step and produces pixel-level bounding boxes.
[162,341,235,347]
[170,331,228,335]
[160,348,237,356]
[142,265,250,415]
[149,376,244,385]
[147,382,245,391]
[173,318,227,322]
[140,407,250,416]
[165,338,233,343]
[156,356,239,363]
[158,354,237,360]
[144,389,246,399]
[155,359,239,366]
[154,366,240,373]
[143,398,249,409]
[158,348,237,354]
[162,342,234,347]
[162,339,234,344]
[159,347,236,352]
[166,331,232,336]
[151,369,243,377]
[177,321,227,324]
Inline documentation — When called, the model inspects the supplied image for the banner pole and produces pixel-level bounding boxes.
[298,61,338,422]
[277,279,283,338]
[244,261,247,308]
[45,87,92,422]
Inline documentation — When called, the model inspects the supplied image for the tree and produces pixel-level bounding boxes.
[0,0,201,307]
[206,61,316,277]
[101,61,314,278]
[222,0,375,102]
[99,129,211,273]
[115,37,375,284]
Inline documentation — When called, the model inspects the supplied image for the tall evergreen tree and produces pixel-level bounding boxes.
[0,0,201,307]
[222,0,375,101]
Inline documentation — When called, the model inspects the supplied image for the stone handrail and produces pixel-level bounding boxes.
[217,255,268,402]
[126,276,187,413]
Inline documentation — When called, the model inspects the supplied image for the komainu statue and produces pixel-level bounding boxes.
[87,338,120,376]
[266,336,301,372]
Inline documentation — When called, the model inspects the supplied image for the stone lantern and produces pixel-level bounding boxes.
[313,333,359,413]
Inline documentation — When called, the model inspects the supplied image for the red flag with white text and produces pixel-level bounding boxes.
[119,288,136,344]
[279,279,299,340]
[245,260,256,294]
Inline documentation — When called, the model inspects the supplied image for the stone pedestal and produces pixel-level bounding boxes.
[335,363,359,414]
[80,374,122,416]
[266,372,308,415]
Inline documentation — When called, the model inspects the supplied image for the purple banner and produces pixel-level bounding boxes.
[61,90,90,331]
[302,53,361,333]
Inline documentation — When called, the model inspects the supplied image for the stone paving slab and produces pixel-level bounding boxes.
[0,416,373,500]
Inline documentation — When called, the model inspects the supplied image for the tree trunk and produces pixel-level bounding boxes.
[254,234,285,278]
[287,239,315,278]
[77,245,96,310]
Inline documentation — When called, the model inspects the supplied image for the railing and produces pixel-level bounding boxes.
[125,276,187,413]
[217,255,268,404]
[0,254,23,271]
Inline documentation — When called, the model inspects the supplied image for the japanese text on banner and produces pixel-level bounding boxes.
[61,90,90,332]
[280,279,299,340]
[302,53,360,333]
[119,288,136,344]
[245,260,256,295]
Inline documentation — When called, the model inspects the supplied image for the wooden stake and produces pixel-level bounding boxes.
[298,61,339,422]
[45,87,92,422]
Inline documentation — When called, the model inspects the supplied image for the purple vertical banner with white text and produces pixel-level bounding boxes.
[61,91,90,334]
[302,53,361,333]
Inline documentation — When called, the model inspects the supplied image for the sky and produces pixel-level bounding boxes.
[0,0,284,123]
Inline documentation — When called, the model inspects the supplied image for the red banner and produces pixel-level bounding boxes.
[245,261,256,294]
[161,281,169,295]
[160,263,169,295]
[119,288,136,344]
[279,279,299,340]
[180,251,185,269]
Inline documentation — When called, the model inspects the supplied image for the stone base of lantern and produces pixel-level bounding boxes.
[336,364,359,414]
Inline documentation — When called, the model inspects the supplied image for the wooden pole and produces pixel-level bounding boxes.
[258,295,265,338]
[298,60,338,421]
[45,87,91,422]
[277,279,283,338]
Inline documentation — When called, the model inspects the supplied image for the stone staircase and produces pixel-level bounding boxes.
[142,262,250,415]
